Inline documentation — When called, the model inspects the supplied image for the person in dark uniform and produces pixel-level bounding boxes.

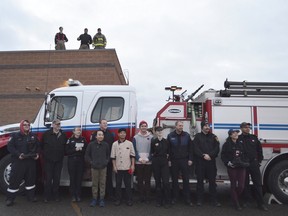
[6,120,39,206]
[150,126,171,208]
[221,129,248,211]
[41,119,67,202]
[90,119,115,200]
[167,121,193,206]
[238,122,268,211]
[77,28,92,49]
[193,121,220,207]
[66,127,87,202]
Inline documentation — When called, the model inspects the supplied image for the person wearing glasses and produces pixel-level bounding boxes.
[6,120,39,206]
[41,119,67,202]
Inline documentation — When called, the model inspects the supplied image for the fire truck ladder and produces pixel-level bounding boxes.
[220,79,288,97]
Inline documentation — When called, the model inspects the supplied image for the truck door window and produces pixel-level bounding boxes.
[49,96,77,121]
[91,97,124,123]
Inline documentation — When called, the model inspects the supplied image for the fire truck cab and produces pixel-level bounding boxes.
[154,80,288,204]
[0,80,137,191]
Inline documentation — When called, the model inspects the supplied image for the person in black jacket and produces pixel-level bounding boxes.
[6,120,39,206]
[90,119,115,200]
[167,121,193,206]
[41,119,67,202]
[65,127,87,202]
[193,121,220,207]
[85,130,110,207]
[151,126,171,208]
[77,28,92,49]
[238,122,268,211]
[221,129,247,211]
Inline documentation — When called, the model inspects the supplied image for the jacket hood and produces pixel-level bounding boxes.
[137,131,151,137]
[20,120,30,135]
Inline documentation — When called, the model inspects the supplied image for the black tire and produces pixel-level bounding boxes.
[0,154,25,193]
[268,160,288,204]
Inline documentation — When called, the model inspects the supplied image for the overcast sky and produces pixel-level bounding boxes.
[1,0,288,125]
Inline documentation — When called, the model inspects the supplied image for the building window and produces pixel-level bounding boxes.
[49,96,77,121]
[91,97,124,123]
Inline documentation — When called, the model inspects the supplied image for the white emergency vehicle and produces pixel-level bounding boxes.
[0,80,137,191]
[0,79,287,204]
[154,80,288,204]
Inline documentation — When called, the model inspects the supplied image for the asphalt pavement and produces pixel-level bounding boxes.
[0,184,286,216]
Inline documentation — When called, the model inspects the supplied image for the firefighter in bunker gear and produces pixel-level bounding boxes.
[6,120,39,206]
[93,28,107,49]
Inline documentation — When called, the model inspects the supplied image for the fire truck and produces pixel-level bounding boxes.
[0,79,287,204]
[153,80,288,204]
[0,79,137,191]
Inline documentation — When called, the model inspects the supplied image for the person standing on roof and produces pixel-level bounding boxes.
[55,26,68,50]
[133,120,153,204]
[93,28,107,49]
[77,28,92,49]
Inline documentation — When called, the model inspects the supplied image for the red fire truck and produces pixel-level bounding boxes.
[0,79,287,204]
[153,80,288,204]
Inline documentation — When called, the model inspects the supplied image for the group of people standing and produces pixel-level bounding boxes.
[54,26,107,50]
[5,118,268,211]
[131,120,268,211]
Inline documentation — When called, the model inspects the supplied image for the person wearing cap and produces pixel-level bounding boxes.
[150,126,171,208]
[90,119,115,200]
[77,28,92,49]
[238,122,268,211]
[167,121,193,206]
[41,119,67,202]
[221,129,248,211]
[55,26,68,50]
[111,128,135,206]
[193,121,220,207]
[132,120,153,203]
[85,130,110,207]
[65,127,87,202]
[6,120,39,206]
[92,28,107,49]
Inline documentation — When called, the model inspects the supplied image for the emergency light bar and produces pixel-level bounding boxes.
[67,79,82,86]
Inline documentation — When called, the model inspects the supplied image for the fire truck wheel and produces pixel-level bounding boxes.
[0,154,25,193]
[268,160,288,204]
